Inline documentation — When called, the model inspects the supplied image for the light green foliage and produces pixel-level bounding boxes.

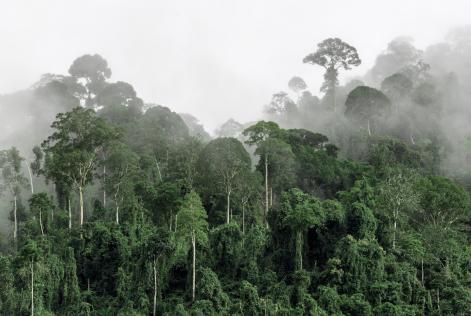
[176,191,208,248]
[282,188,325,270]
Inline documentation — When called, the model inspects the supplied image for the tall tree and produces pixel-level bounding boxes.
[244,121,282,223]
[197,138,251,224]
[29,193,54,236]
[104,141,139,225]
[68,54,111,108]
[176,191,208,302]
[303,38,361,111]
[0,147,28,240]
[97,81,143,125]
[40,107,119,229]
[345,86,391,135]
[377,171,419,249]
[282,188,325,270]
[141,228,173,316]
[288,76,307,97]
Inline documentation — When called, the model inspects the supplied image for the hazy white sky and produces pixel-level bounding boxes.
[1,0,470,131]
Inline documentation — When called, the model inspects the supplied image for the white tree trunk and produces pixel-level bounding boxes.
[421,258,424,286]
[103,165,106,208]
[26,161,34,195]
[264,155,268,227]
[192,231,196,302]
[13,195,17,240]
[68,198,72,230]
[174,214,178,233]
[31,259,34,316]
[153,259,157,316]
[332,83,336,112]
[79,186,84,228]
[367,119,372,136]
[115,205,119,225]
[392,210,397,250]
[242,204,245,235]
[226,191,231,224]
[39,210,44,236]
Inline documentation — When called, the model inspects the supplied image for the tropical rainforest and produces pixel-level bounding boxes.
[2,33,471,315]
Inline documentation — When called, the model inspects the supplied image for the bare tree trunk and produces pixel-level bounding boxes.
[68,198,72,230]
[116,205,119,225]
[31,259,34,316]
[296,230,303,270]
[39,210,44,236]
[174,214,178,233]
[226,191,231,224]
[79,186,84,228]
[437,289,440,310]
[270,187,273,206]
[154,158,163,182]
[153,258,157,316]
[331,80,337,112]
[367,119,372,136]
[421,258,424,286]
[114,191,119,225]
[264,155,268,227]
[392,210,397,250]
[26,161,34,194]
[103,165,106,208]
[192,230,196,302]
[13,195,17,240]
[242,204,245,235]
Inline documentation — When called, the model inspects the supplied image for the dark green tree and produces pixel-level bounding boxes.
[303,38,361,111]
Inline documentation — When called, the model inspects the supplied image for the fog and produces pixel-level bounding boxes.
[1,0,471,132]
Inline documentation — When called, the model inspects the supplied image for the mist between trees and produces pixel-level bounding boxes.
[1,27,471,315]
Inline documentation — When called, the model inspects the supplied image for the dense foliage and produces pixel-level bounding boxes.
[1,39,471,315]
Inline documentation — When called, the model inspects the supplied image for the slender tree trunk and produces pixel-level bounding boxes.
[191,230,196,302]
[242,204,245,235]
[296,230,303,270]
[174,214,178,233]
[421,258,424,286]
[154,158,163,182]
[114,191,120,225]
[68,198,72,230]
[332,83,336,112]
[226,191,231,224]
[103,165,106,208]
[116,205,119,225]
[153,258,157,316]
[13,195,18,240]
[437,289,440,310]
[367,119,372,136]
[31,259,34,316]
[79,186,84,228]
[39,210,44,236]
[26,161,34,194]
[392,210,397,250]
[264,155,268,227]
[270,187,273,206]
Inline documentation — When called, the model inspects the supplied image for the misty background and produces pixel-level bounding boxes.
[1,0,471,132]
[2,0,471,234]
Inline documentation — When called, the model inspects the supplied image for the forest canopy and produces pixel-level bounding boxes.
[1,31,471,315]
